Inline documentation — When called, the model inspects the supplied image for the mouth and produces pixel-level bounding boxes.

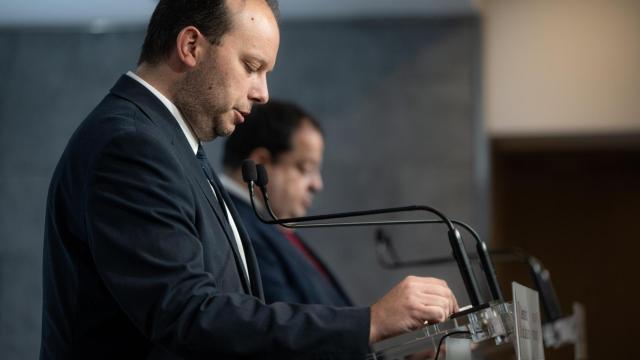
[302,198,312,209]
[233,109,250,124]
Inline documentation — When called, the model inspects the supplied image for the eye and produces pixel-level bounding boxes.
[295,163,308,175]
[295,162,318,177]
[244,61,259,74]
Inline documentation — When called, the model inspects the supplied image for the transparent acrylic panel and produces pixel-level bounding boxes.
[367,301,515,360]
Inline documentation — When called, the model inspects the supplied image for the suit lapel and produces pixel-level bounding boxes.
[188,157,235,247]
[297,236,352,306]
[181,148,253,294]
[109,74,253,294]
[214,176,264,299]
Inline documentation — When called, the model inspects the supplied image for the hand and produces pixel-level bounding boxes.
[369,276,459,343]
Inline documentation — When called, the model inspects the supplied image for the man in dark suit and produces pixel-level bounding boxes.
[40,1,459,359]
[221,100,351,306]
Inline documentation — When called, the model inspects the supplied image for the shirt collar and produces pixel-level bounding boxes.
[219,173,266,212]
[126,71,200,155]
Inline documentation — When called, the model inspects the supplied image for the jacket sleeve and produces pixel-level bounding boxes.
[85,130,371,359]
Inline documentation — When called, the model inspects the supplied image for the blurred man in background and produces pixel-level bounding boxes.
[222,100,351,306]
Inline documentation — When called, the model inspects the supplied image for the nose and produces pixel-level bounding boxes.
[249,73,269,104]
[309,172,323,193]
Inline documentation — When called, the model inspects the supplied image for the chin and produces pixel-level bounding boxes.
[294,209,309,218]
[214,125,235,138]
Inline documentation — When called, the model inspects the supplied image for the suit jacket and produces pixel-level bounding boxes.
[228,192,352,307]
[40,75,370,360]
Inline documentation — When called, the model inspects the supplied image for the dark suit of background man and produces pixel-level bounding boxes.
[40,0,459,359]
[221,100,352,306]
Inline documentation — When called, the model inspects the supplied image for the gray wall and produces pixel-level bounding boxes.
[261,18,485,305]
[0,18,484,359]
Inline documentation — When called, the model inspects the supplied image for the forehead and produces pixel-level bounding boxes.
[289,122,324,156]
[224,0,280,66]
[226,1,278,35]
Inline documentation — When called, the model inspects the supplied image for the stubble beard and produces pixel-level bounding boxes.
[174,61,230,142]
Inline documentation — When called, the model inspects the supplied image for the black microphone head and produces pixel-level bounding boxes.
[256,164,269,188]
[241,160,257,183]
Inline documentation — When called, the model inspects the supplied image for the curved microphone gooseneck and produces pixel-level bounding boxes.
[373,220,503,303]
[242,160,486,307]
[376,232,561,323]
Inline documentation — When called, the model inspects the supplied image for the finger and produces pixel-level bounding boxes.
[413,277,448,287]
[416,286,458,316]
[450,293,459,313]
[421,305,447,323]
[416,283,454,302]
[410,277,458,315]
[419,293,451,315]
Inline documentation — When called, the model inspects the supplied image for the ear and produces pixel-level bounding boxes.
[247,147,273,166]
[175,26,204,69]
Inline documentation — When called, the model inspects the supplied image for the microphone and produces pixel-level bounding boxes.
[528,255,563,322]
[374,222,504,303]
[255,161,268,188]
[241,160,486,307]
[376,231,561,323]
[242,160,258,183]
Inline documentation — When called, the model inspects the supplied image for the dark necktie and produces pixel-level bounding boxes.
[196,145,228,221]
[196,145,252,290]
[282,231,331,281]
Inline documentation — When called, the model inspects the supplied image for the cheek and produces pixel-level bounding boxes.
[223,65,248,97]
[206,66,237,104]
[271,173,298,201]
[288,177,310,201]
[266,174,286,200]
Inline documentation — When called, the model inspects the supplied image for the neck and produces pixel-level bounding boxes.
[135,62,181,103]
[136,62,204,143]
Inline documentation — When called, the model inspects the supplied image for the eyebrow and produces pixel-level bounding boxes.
[245,55,269,71]
[250,53,276,72]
